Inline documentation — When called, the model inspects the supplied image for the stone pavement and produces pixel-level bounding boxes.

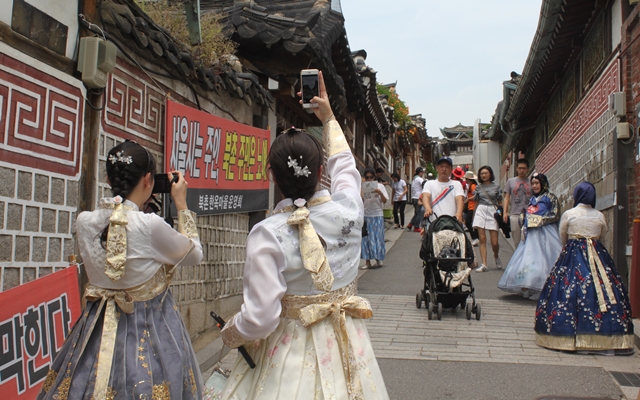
[201,207,640,399]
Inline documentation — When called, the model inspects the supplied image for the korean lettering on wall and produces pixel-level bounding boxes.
[165,100,270,215]
[0,267,81,398]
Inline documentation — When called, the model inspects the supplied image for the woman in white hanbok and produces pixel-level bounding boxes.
[218,72,389,399]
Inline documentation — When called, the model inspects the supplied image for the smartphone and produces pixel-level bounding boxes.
[301,69,319,108]
[152,173,178,194]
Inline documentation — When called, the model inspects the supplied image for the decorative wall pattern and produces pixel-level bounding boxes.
[0,53,84,177]
[102,59,164,148]
[0,43,85,291]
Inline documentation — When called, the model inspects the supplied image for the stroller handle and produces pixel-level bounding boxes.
[427,257,473,262]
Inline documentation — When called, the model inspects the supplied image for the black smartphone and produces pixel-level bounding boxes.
[152,173,178,194]
[301,69,319,108]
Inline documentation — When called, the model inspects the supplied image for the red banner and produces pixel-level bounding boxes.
[165,100,270,215]
[0,267,81,398]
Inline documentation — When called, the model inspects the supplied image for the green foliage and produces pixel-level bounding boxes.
[377,84,411,126]
[425,162,436,177]
[136,0,237,67]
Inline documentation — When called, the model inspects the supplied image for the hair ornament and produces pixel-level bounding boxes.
[294,198,307,208]
[109,150,133,165]
[287,155,311,178]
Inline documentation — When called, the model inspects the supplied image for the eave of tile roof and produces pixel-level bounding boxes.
[98,0,273,108]
[202,0,367,115]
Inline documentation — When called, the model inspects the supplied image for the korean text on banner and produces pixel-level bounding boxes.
[0,267,81,398]
[165,100,271,215]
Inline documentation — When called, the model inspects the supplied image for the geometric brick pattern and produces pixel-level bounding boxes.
[0,44,84,292]
[0,163,78,291]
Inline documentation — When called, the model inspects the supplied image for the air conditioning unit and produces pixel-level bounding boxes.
[77,37,117,89]
[609,92,626,117]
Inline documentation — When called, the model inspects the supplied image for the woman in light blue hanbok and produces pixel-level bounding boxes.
[498,173,562,300]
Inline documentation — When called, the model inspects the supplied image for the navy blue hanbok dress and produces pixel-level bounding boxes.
[534,204,634,353]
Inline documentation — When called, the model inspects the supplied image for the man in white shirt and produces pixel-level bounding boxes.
[407,167,425,232]
[421,157,464,224]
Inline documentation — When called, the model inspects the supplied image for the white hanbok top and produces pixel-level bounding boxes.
[231,149,363,342]
[76,198,203,289]
[559,203,607,245]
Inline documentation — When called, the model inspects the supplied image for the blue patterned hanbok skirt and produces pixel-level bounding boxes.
[534,239,634,352]
[37,289,203,399]
[361,216,386,261]
[498,224,562,297]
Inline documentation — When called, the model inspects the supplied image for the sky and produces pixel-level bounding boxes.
[340,0,543,138]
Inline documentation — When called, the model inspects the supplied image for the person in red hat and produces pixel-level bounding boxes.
[452,166,467,191]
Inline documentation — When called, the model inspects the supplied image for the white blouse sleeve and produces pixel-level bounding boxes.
[149,212,203,266]
[221,223,287,347]
[559,211,569,246]
[328,150,362,202]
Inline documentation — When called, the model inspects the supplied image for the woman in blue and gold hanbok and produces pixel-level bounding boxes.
[498,173,562,299]
[38,141,204,399]
[534,181,634,354]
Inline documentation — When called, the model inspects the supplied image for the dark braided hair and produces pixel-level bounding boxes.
[99,141,156,248]
[269,128,324,201]
[106,141,157,199]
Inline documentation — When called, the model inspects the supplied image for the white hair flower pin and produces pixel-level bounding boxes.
[294,198,307,208]
[287,156,311,178]
[109,151,133,165]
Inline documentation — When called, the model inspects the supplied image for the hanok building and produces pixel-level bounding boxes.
[440,123,486,170]
[203,0,394,185]
[492,0,632,286]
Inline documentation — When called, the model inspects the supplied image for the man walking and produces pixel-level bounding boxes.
[503,158,532,245]
[422,157,464,224]
[407,167,425,232]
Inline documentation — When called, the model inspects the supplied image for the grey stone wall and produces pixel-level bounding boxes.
[0,164,78,291]
[543,110,616,251]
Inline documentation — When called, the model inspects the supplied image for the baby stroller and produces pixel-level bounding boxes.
[416,215,481,320]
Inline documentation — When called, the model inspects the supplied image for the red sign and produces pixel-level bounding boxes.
[0,267,81,398]
[165,100,271,215]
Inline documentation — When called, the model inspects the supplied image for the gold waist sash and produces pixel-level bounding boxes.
[83,266,171,400]
[280,282,373,400]
[567,236,616,313]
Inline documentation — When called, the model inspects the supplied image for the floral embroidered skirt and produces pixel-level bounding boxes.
[37,290,203,399]
[361,216,386,261]
[498,224,562,296]
[219,316,389,399]
[534,239,635,352]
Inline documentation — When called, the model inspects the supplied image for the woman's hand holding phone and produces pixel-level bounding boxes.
[168,171,188,210]
[298,71,334,125]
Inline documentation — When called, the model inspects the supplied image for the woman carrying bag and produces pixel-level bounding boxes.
[472,166,502,272]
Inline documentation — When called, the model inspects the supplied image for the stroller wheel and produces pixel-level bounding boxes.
[465,302,472,320]
[436,303,443,320]
[475,303,482,321]
[427,302,433,320]
[415,293,422,309]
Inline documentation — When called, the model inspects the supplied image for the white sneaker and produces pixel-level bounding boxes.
[359,264,369,270]
[495,257,503,269]
[475,264,488,273]
[376,260,384,267]
[471,239,479,247]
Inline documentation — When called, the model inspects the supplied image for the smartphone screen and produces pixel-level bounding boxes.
[301,73,319,104]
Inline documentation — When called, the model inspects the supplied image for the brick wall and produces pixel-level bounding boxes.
[534,60,619,254]
[0,165,79,290]
[622,6,640,241]
[0,42,85,291]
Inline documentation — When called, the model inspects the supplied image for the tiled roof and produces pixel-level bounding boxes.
[93,0,273,108]
[202,0,367,115]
